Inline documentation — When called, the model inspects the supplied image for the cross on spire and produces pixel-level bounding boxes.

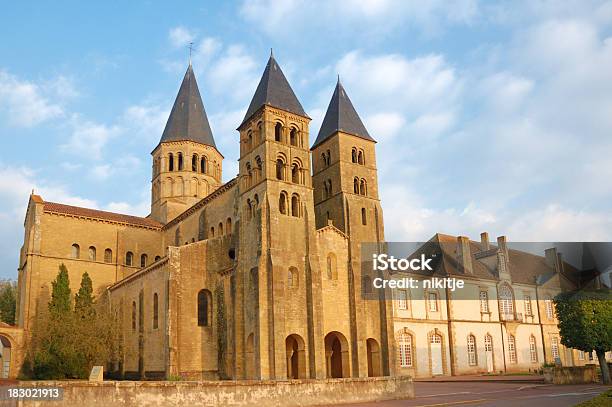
[188,42,194,65]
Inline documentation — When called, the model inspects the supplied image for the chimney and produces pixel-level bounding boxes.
[545,248,560,272]
[457,236,473,274]
[480,232,490,251]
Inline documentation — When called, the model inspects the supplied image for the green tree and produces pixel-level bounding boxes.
[49,264,71,316]
[74,272,94,318]
[0,280,17,325]
[554,289,612,384]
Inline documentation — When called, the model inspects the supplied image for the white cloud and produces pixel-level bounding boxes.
[61,116,123,159]
[169,26,195,48]
[0,70,64,127]
[240,0,479,37]
[206,45,259,102]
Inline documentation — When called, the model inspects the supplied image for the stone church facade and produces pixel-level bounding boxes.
[1,54,607,380]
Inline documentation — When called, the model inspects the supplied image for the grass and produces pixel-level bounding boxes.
[575,389,612,407]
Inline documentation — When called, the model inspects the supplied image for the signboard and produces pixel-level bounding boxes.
[89,366,103,382]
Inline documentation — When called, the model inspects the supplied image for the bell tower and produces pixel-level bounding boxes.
[151,64,223,223]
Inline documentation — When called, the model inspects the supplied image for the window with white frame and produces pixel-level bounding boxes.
[397,289,408,310]
[467,335,477,366]
[545,297,554,320]
[551,337,560,359]
[398,332,413,367]
[428,292,438,312]
[508,335,517,363]
[578,350,585,360]
[529,335,538,363]
[499,284,514,320]
[524,295,532,316]
[479,291,489,313]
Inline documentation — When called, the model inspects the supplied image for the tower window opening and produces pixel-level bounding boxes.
[291,194,300,217]
[276,159,284,180]
[168,153,174,171]
[275,122,283,142]
[192,154,198,172]
[290,127,298,146]
[352,148,357,163]
[361,208,367,225]
[201,156,207,173]
[178,153,184,171]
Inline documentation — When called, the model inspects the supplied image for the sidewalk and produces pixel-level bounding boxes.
[415,374,545,383]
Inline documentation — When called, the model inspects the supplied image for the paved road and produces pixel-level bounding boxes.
[335,382,610,407]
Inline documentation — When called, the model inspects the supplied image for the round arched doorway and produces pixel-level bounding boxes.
[285,334,306,379]
[366,338,381,377]
[324,331,349,378]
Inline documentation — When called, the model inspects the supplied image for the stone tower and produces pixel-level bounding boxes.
[235,54,325,380]
[311,79,394,376]
[151,64,223,223]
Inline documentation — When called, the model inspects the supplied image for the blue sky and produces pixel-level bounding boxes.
[1,1,611,279]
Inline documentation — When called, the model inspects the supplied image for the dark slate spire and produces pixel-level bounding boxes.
[239,54,308,128]
[160,64,216,148]
[312,78,374,149]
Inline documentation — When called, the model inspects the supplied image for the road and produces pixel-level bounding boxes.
[335,382,610,407]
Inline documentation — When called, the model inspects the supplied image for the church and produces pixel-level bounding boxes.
[2,53,607,381]
[8,54,393,380]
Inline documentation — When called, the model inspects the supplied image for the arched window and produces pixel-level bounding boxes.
[255,155,262,171]
[321,153,326,167]
[201,156,207,173]
[353,177,359,194]
[71,243,80,259]
[178,153,184,170]
[508,334,517,363]
[279,191,288,215]
[352,148,357,163]
[361,208,367,225]
[140,254,148,268]
[104,248,113,263]
[362,275,372,293]
[175,227,181,246]
[291,163,300,184]
[276,158,284,180]
[545,297,554,320]
[197,289,212,326]
[168,153,174,171]
[132,301,137,331]
[210,226,215,237]
[257,121,263,141]
[155,255,161,262]
[275,122,282,142]
[499,284,514,320]
[467,335,477,365]
[290,127,298,146]
[398,332,413,367]
[291,194,300,217]
[288,267,298,288]
[218,222,224,236]
[125,251,134,266]
[226,218,232,234]
[358,150,364,165]
[484,334,493,353]
[327,179,332,197]
[529,335,537,363]
[88,246,96,261]
[326,150,331,166]
[198,211,206,241]
[153,293,159,329]
[326,253,337,280]
[247,131,253,150]
[360,179,367,196]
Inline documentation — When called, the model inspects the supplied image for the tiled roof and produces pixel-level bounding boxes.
[312,79,374,149]
[239,54,307,128]
[160,64,217,148]
[43,202,162,229]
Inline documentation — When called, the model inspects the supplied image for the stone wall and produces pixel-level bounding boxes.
[543,366,597,384]
[16,376,413,407]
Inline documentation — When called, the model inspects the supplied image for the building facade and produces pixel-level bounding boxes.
[1,54,606,380]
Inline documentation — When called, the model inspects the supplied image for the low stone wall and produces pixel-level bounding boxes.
[15,376,413,406]
[543,366,597,384]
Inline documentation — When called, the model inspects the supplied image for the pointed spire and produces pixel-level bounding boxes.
[239,53,308,128]
[160,64,217,148]
[312,80,374,149]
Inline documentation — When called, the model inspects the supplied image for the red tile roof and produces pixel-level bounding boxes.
[43,201,162,229]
